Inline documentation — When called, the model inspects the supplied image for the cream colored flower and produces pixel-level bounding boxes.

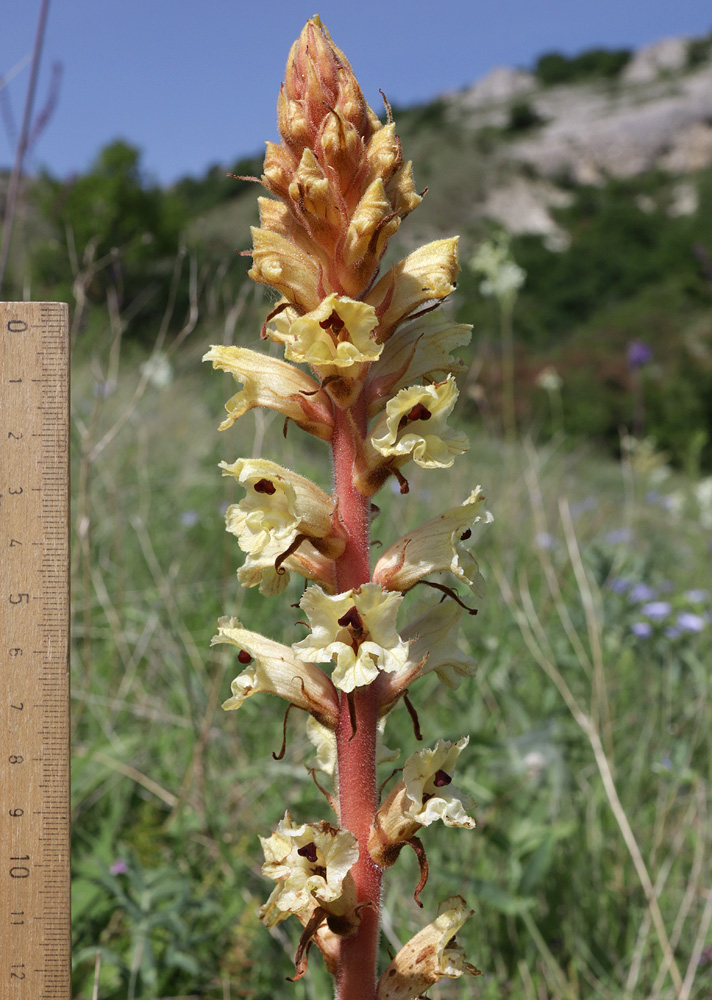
[378,597,476,713]
[373,487,492,595]
[211,617,339,727]
[376,896,479,1000]
[236,537,338,596]
[259,812,358,924]
[366,238,460,343]
[203,345,333,439]
[274,294,383,371]
[401,738,476,829]
[368,376,469,471]
[366,312,472,416]
[369,738,475,866]
[220,457,344,559]
[293,583,410,692]
[248,227,325,313]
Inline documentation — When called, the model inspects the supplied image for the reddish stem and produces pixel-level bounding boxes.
[332,396,382,1000]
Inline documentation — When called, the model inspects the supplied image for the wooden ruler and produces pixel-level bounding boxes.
[0,303,70,1000]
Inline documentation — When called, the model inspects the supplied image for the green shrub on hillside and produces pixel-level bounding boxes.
[534,47,631,85]
[33,141,187,332]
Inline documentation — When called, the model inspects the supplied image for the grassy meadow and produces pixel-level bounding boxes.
[65,264,712,1000]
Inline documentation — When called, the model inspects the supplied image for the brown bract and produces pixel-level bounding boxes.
[250,15,422,309]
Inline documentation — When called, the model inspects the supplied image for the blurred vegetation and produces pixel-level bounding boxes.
[533,47,632,86]
[65,324,712,997]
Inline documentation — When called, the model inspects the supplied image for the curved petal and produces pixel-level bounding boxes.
[212,617,339,727]
[260,811,359,919]
[376,896,479,1000]
[293,583,410,693]
[373,487,492,595]
[203,345,333,440]
[369,376,469,470]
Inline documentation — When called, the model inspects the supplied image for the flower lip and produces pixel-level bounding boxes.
[259,811,359,922]
[368,376,469,472]
[293,583,410,693]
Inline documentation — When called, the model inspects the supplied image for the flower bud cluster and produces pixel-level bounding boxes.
[205,16,489,996]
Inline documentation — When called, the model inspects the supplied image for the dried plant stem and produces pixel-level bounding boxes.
[500,566,685,996]
[0,0,51,292]
[332,400,381,1000]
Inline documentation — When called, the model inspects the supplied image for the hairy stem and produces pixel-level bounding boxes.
[332,397,382,1000]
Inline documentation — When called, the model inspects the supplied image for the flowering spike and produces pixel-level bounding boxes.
[205,16,491,995]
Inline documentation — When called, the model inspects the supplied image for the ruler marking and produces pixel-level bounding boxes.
[1,302,70,1000]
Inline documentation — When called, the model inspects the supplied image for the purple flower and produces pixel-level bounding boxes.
[110,859,128,875]
[604,528,633,545]
[571,497,596,516]
[631,622,653,638]
[607,577,631,594]
[627,340,653,370]
[641,601,671,620]
[676,612,706,633]
[535,532,555,550]
[684,589,709,604]
[629,584,657,603]
[180,510,200,527]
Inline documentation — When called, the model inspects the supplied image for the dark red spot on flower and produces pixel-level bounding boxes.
[254,478,276,495]
[399,402,432,430]
[337,606,364,633]
[460,528,472,540]
[297,842,318,863]
[408,403,432,422]
[238,650,252,664]
[432,769,452,787]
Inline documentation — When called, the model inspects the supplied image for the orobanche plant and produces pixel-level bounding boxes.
[205,16,491,1000]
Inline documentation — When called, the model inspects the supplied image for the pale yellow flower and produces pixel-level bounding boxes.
[378,597,476,712]
[211,617,339,728]
[249,227,325,314]
[401,737,476,829]
[368,376,469,471]
[366,312,472,416]
[266,294,383,405]
[373,487,492,595]
[220,457,344,563]
[376,896,479,1000]
[366,238,460,343]
[259,812,358,924]
[369,738,475,866]
[293,583,410,693]
[203,345,333,439]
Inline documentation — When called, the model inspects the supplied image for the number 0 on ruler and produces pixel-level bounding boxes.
[1,303,70,1000]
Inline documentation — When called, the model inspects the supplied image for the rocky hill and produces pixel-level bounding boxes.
[431,35,712,249]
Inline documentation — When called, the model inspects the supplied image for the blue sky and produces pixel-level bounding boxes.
[2,0,710,186]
